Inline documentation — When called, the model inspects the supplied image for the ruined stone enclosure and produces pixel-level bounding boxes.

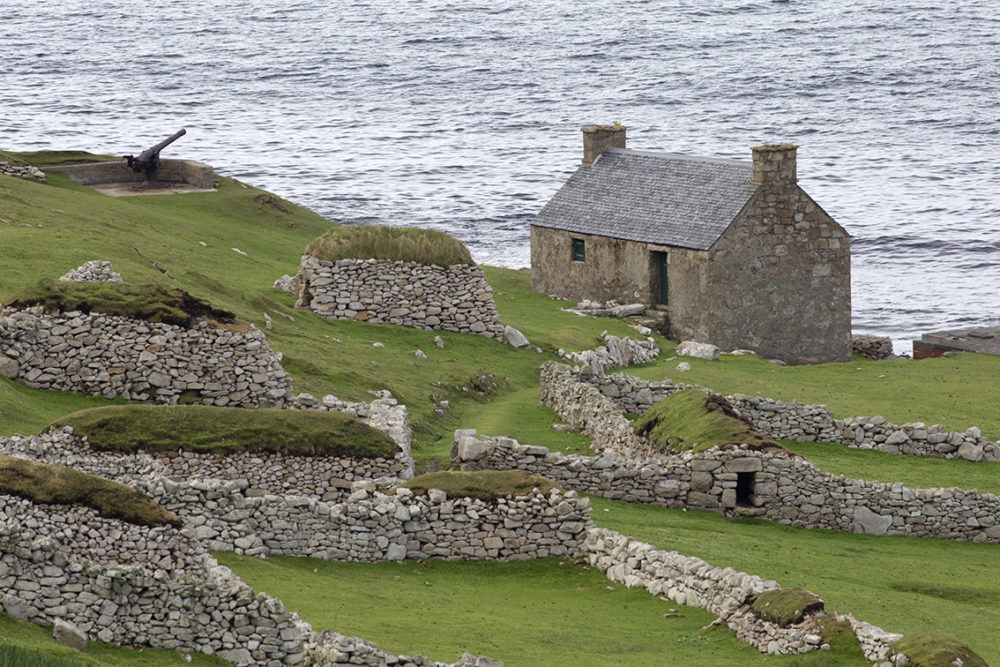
[531,126,851,364]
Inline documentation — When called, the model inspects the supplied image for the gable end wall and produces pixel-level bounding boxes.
[667,186,851,363]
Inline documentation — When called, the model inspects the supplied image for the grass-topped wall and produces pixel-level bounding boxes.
[0,455,180,528]
[399,470,562,500]
[50,405,399,458]
[305,225,473,268]
[6,279,236,328]
[633,389,787,454]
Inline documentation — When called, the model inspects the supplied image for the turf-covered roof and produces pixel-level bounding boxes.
[532,148,758,251]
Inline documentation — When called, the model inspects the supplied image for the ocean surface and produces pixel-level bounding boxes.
[3,1,998,352]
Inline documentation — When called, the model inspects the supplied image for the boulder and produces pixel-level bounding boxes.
[0,355,18,379]
[853,506,892,535]
[503,325,530,349]
[52,618,87,651]
[676,341,720,360]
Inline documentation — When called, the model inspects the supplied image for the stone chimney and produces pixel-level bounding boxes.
[751,144,798,187]
[582,124,627,165]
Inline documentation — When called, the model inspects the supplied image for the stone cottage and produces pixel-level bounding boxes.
[530,125,851,364]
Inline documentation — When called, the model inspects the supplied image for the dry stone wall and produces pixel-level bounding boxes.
[0,306,292,407]
[0,430,410,504]
[296,255,504,339]
[456,432,1000,543]
[549,362,1000,461]
[584,528,902,661]
[0,485,502,667]
[0,492,309,666]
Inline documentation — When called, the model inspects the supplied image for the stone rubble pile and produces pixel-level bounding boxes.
[296,255,504,339]
[564,333,659,374]
[0,160,46,182]
[58,260,123,282]
[562,300,647,318]
[851,334,895,360]
[0,307,292,407]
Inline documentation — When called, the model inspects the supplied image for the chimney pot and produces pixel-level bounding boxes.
[582,124,627,165]
[751,143,798,187]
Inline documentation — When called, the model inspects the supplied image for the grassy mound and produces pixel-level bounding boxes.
[749,588,824,626]
[6,279,235,328]
[399,470,562,501]
[632,389,787,454]
[893,632,988,667]
[0,455,180,528]
[50,405,399,458]
[0,149,119,168]
[305,225,473,268]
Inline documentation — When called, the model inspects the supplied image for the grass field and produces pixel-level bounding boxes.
[2,156,999,664]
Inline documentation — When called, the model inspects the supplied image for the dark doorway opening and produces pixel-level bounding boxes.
[736,472,755,506]
[651,251,668,305]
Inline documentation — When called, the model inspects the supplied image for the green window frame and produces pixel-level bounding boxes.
[572,238,585,262]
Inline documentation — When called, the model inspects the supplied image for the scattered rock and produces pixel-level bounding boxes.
[273,274,299,294]
[58,260,122,283]
[676,341,720,361]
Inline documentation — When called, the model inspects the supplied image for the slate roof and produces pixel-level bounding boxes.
[532,148,759,251]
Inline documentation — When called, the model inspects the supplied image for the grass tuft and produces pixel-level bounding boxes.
[0,455,180,528]
[399,470,562,501]
[632,389,787,454]
[892,632,988,667]
[305,225,473,268]
[50,404,398,458]
[6,279,235,329]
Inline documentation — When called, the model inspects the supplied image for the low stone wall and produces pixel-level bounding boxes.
[470,383,1000,543]
[0,431,589,562]
[296,255,504,339]
[584,528,901,661]
[149,479,591,562]
[0,492,309,665]
[547,362,1000,461]
[0,430,410,503]
[0,484,501,667]
[44,159,215,189]
[0,307,292,408]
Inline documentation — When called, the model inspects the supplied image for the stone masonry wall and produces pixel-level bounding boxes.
[584,528,902,661]
[0,493,309,666]
[0,307,292,408]
[0,487,502,667]
[456,432,1000,543]
[0,430,409,504]
[296,255,504,339]
[551,362,1000,462]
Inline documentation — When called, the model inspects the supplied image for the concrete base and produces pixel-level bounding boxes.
[88,182,215,197]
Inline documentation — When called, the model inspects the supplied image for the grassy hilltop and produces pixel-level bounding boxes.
[1,152,999,665]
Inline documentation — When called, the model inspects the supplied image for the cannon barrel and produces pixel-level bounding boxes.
[136,128,186,162]
[125,129,186,178]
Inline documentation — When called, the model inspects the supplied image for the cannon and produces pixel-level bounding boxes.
[124,129,186,185]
